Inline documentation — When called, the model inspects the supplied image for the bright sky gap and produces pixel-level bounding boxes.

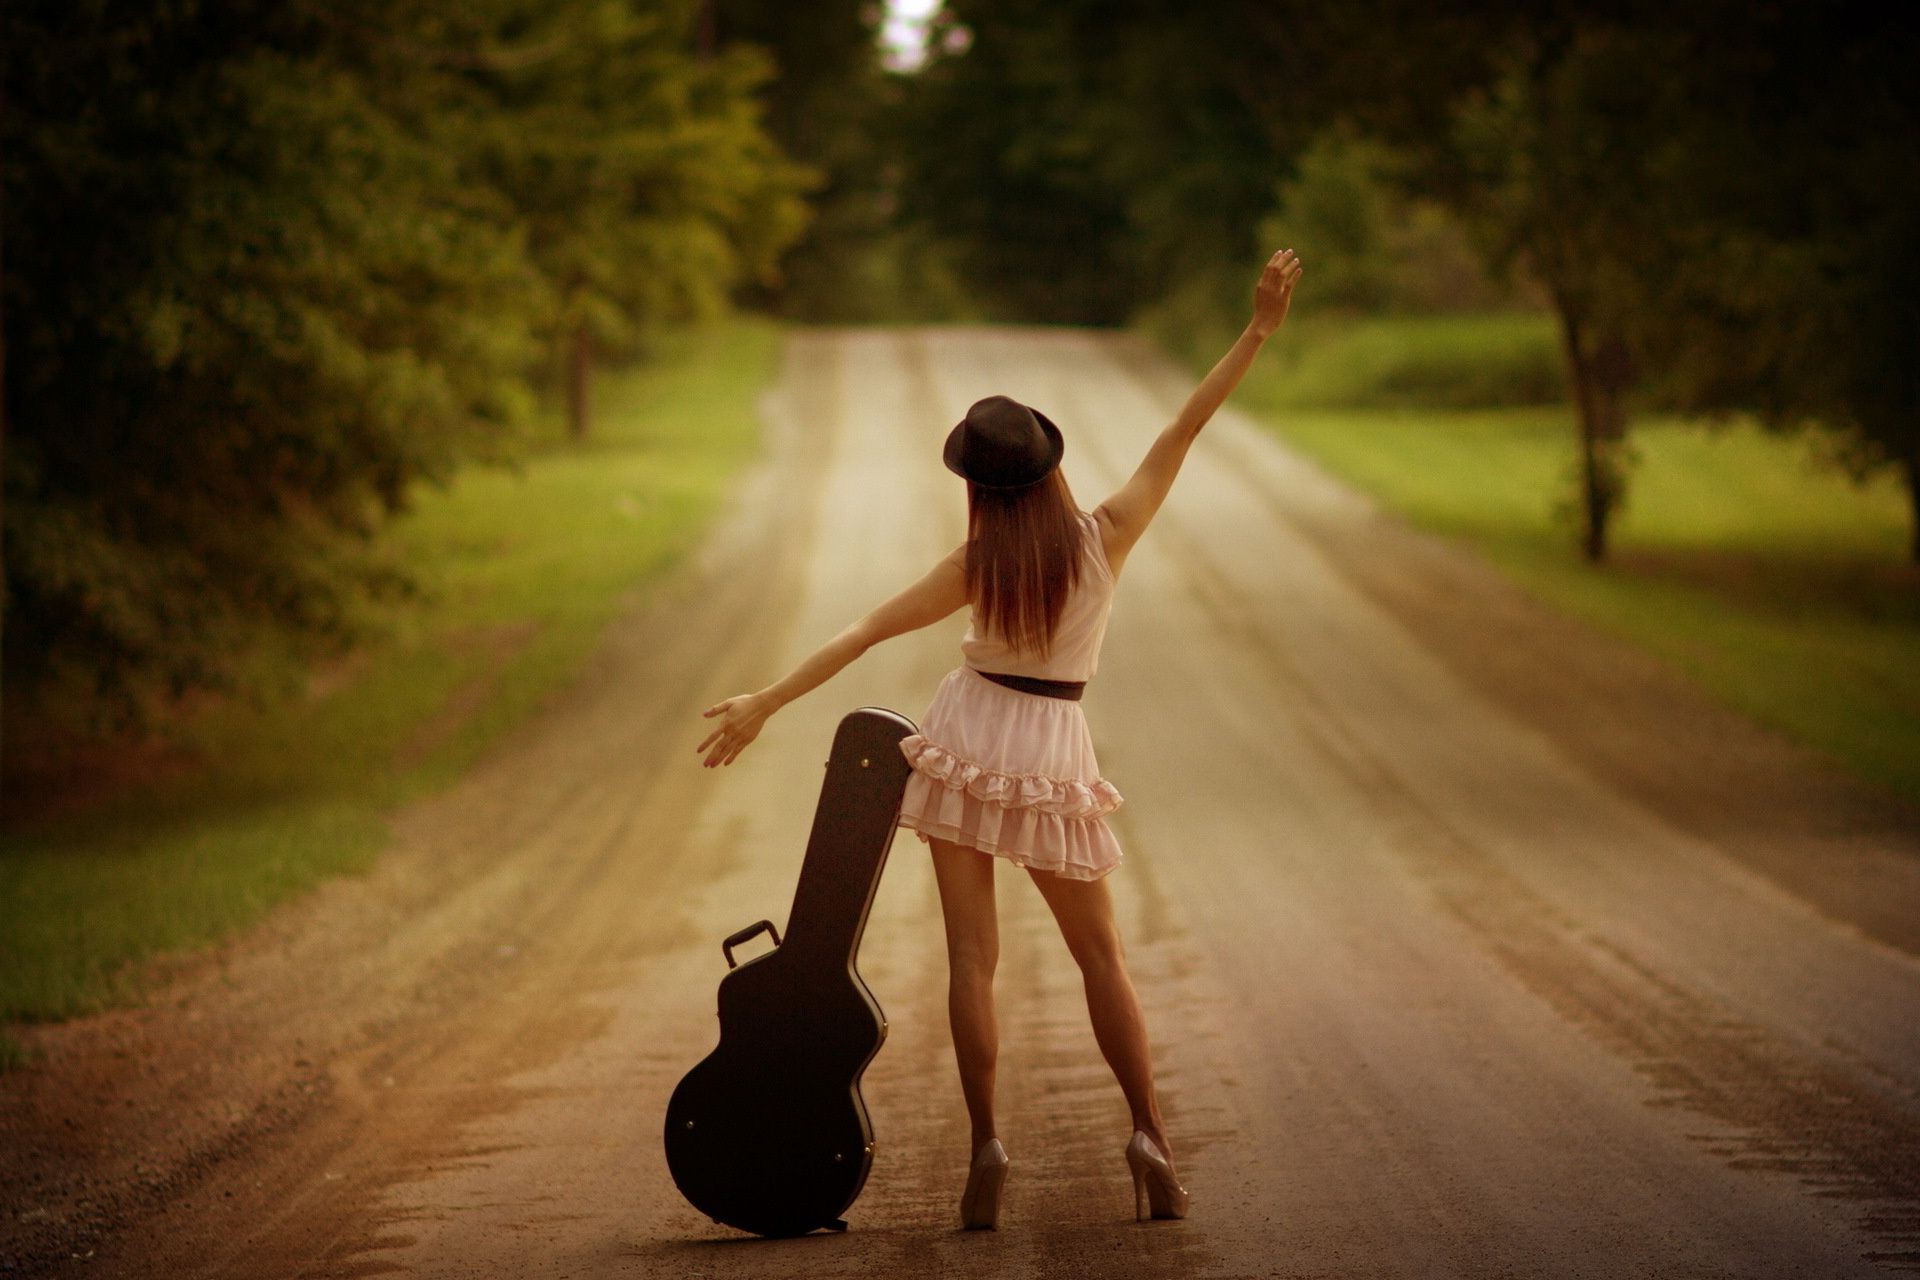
[881,0,941,72]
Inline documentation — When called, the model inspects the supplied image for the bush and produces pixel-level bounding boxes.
[1261,123,1533,318]
[1238,313,1569,412]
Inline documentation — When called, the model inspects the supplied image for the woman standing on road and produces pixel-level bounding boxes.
[696,248,1303,1230]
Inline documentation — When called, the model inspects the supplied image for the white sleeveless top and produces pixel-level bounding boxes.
[960,510,1117,682]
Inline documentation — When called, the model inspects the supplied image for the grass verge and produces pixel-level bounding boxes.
[1149,306,1567,411]
[0,317,784,1032]
[1243,311,1567,411]
[1258,400,1918,803]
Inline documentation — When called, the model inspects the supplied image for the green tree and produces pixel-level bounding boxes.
[5,0,544,732]
[2,0,809,736]
[1446,26,1681,561]
[894,0,1145,323]
[892,0,1509,324]
[892,0,1917,558]
[1446,6,1920,562]
[1264,121,1519,317]
[711,0,891,321]
[1607,4,1920,560]
[472,0,810,439]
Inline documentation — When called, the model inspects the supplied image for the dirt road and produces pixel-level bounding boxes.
[6,328,1920,1278]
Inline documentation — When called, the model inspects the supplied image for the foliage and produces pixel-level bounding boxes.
[713,0,907,320]
[891,2,1137,323]
[1445,23,1675,558]
[1602,4,1920,559]
[1267,126,1399,313]
[894,0,1275,323]
[1440,7,1920,560]
[0,318,783,1025]
[894,0,1919,559]
[1237,313,1566,412]
[473,3,811,363]
[2,0,806,736]
[888,1,1528,323]
[1263,123,1525,316]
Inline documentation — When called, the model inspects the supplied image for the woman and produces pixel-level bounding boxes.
[696,247,1303,1229]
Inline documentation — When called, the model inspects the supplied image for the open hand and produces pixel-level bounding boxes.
[1252,248,1303,336]
[696,693,773,767]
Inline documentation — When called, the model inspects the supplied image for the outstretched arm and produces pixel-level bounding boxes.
[1095,248,1302,564]
[696,543,970,767]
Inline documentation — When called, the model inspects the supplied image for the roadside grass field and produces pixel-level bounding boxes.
[1224,317,1918,806]
[0,319,784,1052]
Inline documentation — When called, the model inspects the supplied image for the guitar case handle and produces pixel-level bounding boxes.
[722,919,782,969]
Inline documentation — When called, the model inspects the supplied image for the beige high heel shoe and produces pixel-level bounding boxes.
[1125,1130,1189,1221]
[960,1137,1009,1230]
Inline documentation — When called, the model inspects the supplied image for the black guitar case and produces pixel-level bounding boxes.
[665,706,918,1237]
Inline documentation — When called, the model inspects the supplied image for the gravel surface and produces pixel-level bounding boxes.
[4,327,1917,1279]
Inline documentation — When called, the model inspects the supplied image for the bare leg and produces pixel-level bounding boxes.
[929,836,1000,1152]
[1025,868,1174,1165]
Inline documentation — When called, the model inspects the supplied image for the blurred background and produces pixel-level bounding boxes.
[1,0,1914,1053]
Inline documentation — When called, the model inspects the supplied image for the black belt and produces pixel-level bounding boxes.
[970,668,1086,700]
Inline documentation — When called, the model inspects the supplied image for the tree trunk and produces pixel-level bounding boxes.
[1,76,8,611]
[568,324,592,442]
[694,0,715,62]
[1551,294,1633,563]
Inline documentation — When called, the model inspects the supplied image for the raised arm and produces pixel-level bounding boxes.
[1093,248,1302,570]
[695,542,969,767]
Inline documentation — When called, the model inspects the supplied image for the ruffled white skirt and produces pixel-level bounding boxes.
[896,666,1125,880]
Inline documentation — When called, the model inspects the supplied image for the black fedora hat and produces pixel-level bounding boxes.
[943,395,1064,489]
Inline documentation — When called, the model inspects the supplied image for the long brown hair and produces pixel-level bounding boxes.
[965,468,1082,659]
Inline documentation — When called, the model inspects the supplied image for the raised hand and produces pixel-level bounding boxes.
[1252,248,1303,337]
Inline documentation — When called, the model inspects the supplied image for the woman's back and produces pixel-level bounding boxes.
[960,509,1117,683]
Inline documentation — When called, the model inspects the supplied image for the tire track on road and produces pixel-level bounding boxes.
[1111,381,1920,1272]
